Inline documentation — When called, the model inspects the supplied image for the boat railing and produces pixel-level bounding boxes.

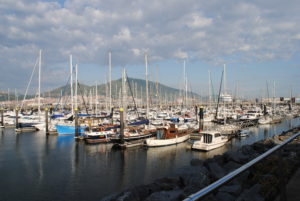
[183,131,300,201]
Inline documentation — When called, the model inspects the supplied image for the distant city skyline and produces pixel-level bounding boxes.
[1,0,300,98]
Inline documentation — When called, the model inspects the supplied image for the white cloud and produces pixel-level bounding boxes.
[174,49,188,59]
[187,13,212,28]
[113,27,132,41]
[1,0,300,89]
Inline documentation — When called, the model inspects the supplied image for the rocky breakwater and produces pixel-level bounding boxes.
[102,126,300,201]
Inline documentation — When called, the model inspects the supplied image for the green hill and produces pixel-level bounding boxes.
[48,77,199,101]
[0,78,199,102]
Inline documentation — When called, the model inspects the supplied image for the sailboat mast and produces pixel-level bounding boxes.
[70,54,74,114]
[223,64,226,94]
[96,81,98,117]
[145,53,149,119]
[38,49,42,118]
[208,70,212,109]
[290,86,293,107]
[122,69,127,126]
[60,90,63,111]
[15,89,18,107]
[75,64,78,109]
[109,51,112,110]
[273,81,276,114]
[105,77,108,112]
[183,60,187,107]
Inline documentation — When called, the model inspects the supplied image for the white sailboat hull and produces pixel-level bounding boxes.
[146,134,190,147]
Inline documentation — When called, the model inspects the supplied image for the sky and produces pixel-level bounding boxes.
[1,0,300,98]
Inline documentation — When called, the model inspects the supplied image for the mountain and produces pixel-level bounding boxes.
[0,78,199,103]
[47,77,199,100]
[0,91,34,102]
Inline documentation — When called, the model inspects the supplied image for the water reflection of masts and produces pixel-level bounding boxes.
[45,135,57,155]
[72,140,84,175]
[288,119,292,129]
[119,148,147,189]
[0,128,4,143]
[263,127,268,138]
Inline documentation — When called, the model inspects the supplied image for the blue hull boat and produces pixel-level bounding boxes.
[56,125,87,135]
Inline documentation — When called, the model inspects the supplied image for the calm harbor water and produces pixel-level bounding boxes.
[0,117,300,201]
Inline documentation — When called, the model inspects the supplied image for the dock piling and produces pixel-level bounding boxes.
[195,106,198,122]
[263,104,267,116]
[111,107,114,124]
[0,108,4,127]
[75,108,79,137]
[45,108,49,135]
[120,108,125,144]
[199,106,204,131]
[15,108,19,129]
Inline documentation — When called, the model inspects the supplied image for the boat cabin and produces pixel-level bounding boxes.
[200,132,222,143]
[156,124,188,139]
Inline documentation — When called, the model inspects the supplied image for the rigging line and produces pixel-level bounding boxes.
[20,57,39,110]
[53,74,71,112]
[126,75,140,118]
[77,82,89,115]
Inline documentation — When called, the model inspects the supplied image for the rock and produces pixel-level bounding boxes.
[215,192,236,201]
[223,161,241,173]
[201,194,218,201]
[182,186,201,196]
[229,171,249,186]
[252,142,266,153]
[207,162,225,179]
[155,177,181,191]
[102,182,168,201]
[145,190,182,201]
[236,184,264,201]
[219,184,242,196]
[263,138,275,148]
[259,174,279,200]
[241,145,255,156]
[176,166,210,188]
[273,136,283,144]
[227,151,249,164]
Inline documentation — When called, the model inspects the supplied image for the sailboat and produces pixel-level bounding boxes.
[16,50,44,132]
[111,66,156,143]
[55,55,87,135]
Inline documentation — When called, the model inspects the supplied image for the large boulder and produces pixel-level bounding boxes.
[219,184,242,196]
[227,151,249,164]
[215,192,237,201]
[207,162,226,179]
[175,166,210,188]
[223,161,241,173]
[236,184,264,201]
[145,190,182,201]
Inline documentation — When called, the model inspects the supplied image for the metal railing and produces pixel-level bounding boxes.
[183,132,300,201]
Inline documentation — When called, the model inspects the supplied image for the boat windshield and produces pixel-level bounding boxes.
[214,133,221,138]
[203,133,213,143]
